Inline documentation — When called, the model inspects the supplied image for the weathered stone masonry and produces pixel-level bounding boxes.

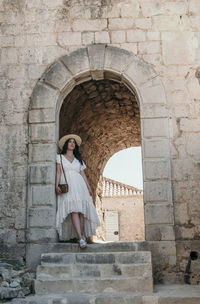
[0,0,200,284]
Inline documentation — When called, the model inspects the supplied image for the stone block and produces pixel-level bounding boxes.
[135,18,152,30]
[143,160,171,180]
[145,204,174,225]
[153,15,189,31]
[147,32,160,41]
[29,109,55,123]
[15,208,26,229]
[174,202,188,225]
[0,229,16,244]
[57,32,81,46]
[140,77,166,104]
[186,133,200,162]
[143,54,162,66]
[41,60,73,91]
[162,32,197,65]
[32,185,56,206]
[1,48,18,64]
[121,42,137,54]
[30,123,55,142]
[55,19,71,32]
[121,2,139,18]
[61,48,90,77]
[95,31,110,44]
[30,143,56,162]
[72,19,107,31]
[141,1,187,17]
[87,44,105,80]
[186,76,200,99]
[142,118,169,138]
[101,6,120,18]
[31,82,58,109]
[144,139,170,158]
[144,181,172,203]
[111,30,126,44]
[147,240,177,267]
[28,207,55,228]
[26,228,56,242]
[18,48,42,64]
[141,104,168,119]
[29,164,55,184]
[43,0,63,7]
[82,32,94,45]
[108,17,134,29]
[28,64,46,80]
[190,15,200,31]
[104,46,134,74]
[172,159,195,181]
[145,225,175,241]
[41,253,74,265]
[138,41,160,54]
[180,118,200,132]
[189,0,200,15]
[126,29,146,42]
[69,5,91,19]
[123,56,156,87]
[76,253,115,264]
[143,295,158,304]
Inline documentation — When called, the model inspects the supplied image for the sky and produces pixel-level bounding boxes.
[103,147,143,189]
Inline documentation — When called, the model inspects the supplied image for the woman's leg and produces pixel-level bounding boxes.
[71,212,82,240]
[79,213,84,236]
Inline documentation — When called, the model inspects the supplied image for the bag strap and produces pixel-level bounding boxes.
[60,154,68,185]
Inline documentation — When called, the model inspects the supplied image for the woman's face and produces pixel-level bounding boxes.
[67,138,75,150]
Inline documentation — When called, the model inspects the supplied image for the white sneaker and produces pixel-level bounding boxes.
[79,238,87,249]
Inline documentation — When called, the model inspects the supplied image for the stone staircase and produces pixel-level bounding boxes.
[35,251,153,296]
[8,242,200,304]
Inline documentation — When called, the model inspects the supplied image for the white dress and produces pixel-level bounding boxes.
[56,154,100,240]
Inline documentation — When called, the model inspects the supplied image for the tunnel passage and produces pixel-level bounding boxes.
[59,78,141,196]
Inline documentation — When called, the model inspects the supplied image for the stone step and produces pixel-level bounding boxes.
[155,284,200,304]
[37,262,152,279]
[40,251,151,266]
[34,241,147,255]
[34,276,153,295]
[8,285,200,304]
[7,292,151,304]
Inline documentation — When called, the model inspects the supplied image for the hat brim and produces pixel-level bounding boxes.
[59,134,82,150]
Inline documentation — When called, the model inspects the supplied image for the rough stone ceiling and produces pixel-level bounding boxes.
[59,79,141,193]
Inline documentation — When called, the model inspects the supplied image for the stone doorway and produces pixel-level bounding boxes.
[27,45,175,272]
[59,78,142,241]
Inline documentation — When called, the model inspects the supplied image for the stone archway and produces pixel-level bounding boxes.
[27,45,175,270]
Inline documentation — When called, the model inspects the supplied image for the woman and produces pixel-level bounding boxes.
[55,134,100,248]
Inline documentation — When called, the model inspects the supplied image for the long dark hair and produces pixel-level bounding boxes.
[61,138,83,165]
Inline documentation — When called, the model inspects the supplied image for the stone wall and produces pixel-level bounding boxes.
[0,0,200,283]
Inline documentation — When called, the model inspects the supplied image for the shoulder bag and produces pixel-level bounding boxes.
[58,154,69,194]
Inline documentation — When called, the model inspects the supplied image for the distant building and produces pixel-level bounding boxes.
[99,177,144,241]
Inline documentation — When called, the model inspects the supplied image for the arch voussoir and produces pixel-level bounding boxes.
[31,82,59,110]
[87,44,106,80]
[123,56,157,89]
[41,60,73,92]
[104,45,135,75]
[61,48,90,78]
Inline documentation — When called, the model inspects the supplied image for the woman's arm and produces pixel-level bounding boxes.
[55,163,62,194]
[80,170,93,197]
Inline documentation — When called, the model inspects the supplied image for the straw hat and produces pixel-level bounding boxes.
[59,134,82,150]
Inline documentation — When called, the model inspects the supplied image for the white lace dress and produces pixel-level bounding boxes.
[56,154,100,240]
